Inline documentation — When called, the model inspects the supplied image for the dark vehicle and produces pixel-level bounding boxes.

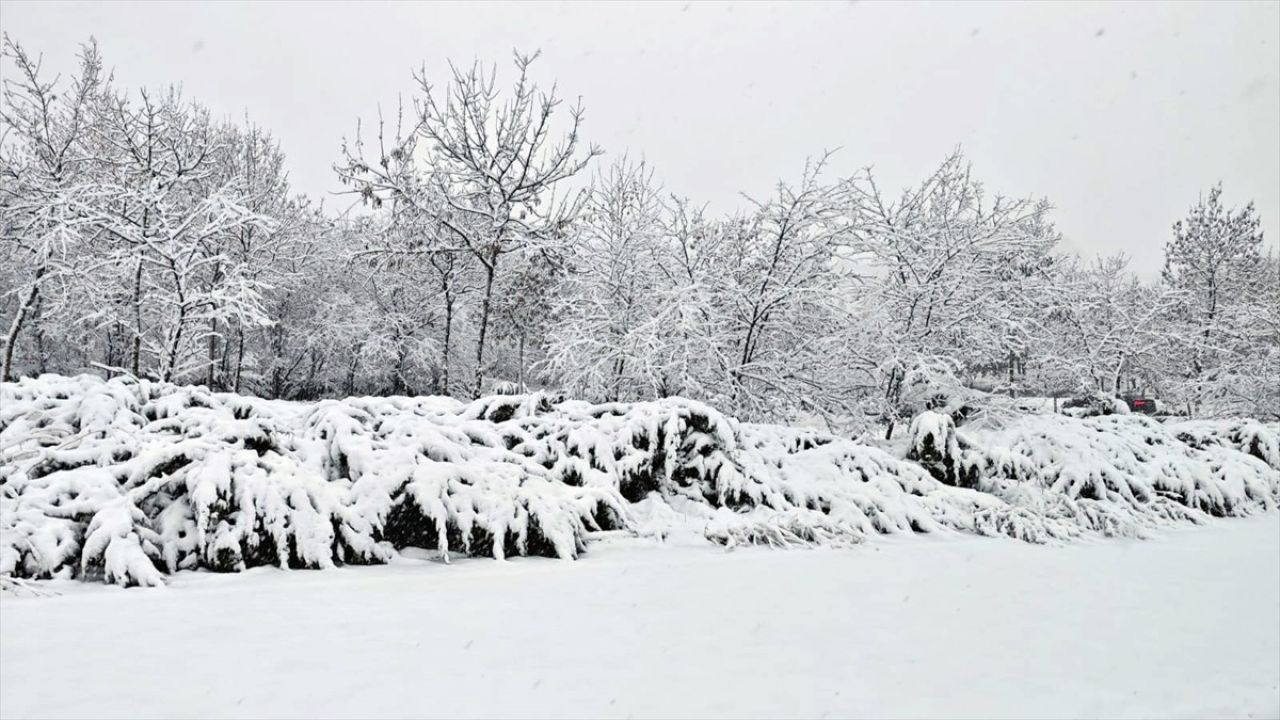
[1060,391,1162,417]
[1121,394,1160,415]
[1061,393,1124,417]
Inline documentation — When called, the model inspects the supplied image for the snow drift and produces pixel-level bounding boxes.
[2,375,1277,587]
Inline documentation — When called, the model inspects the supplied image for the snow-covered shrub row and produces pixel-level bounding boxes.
[0,377,641,585]
[717,422,1068,545]
[1168,419,1280,471]
[908,412,1280,539]
[4,375,1278,587]
[1,375,349,586]
[0,375,1026,585]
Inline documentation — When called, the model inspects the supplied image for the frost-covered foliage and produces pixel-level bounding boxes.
[3,374,1278,588]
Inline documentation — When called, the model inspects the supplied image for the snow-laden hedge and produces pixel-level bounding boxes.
[907,411,1280,539]
[3,375,1278,587]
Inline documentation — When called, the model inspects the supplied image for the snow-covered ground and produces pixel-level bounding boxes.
[3,513,1277,720]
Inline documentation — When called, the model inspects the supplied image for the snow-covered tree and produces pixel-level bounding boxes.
[340,52,600,397]
[85,86,276,382]
[198,121,314,392]
[0,36,105,381]
[719,154,853,420]
[1034,254,1180,398]
[541,157,669,401]
[847,150,1059,436]
[649,196,735,402]
[252,209,340,399]
[4,38,1274,431]
[1161,184,1273,415]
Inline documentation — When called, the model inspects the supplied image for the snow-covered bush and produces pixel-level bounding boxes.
[1,375,347,585]
[906,412,977,488]
[301,395,623,563]
[3,374,1278,588]
[957,414,1280,537]
[1170,419,1280,471]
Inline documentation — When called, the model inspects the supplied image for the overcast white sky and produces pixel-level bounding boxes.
[2,0,1277,273]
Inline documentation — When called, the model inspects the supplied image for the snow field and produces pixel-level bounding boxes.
[2,514,1277,719]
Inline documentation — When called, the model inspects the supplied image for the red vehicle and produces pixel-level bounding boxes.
[1121,393,1160,415]
[1061,391,1162,417]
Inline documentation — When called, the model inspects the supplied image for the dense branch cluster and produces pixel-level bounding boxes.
[2,38,1278,437]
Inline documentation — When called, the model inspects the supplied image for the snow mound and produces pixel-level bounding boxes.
[3,375,1277,587]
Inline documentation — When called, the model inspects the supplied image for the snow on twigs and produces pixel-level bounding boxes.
[2,375,1277,587]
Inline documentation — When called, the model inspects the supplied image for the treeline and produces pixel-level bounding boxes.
[2,39,1277,428]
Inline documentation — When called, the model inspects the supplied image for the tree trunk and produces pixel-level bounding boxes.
[162,315,185,383]
[234,326,245,393]
[1112,356,1126,396]
[441,295,453,396]
[345,350,360,396]
[472,261,498,398]
[884,366,902,409]
[518,332,525,391]
[1,265,46,382]
[393,337,408,395]
[270,321,287,398]
[104,324,120,372]
[207,317,219,389]
[610,357,626,402]
[130,257,144,376]
[32,294,47,374]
